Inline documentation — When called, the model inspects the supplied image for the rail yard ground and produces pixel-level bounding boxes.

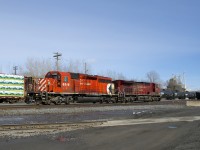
[1,100,200,150]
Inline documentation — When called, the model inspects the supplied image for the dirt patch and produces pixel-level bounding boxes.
[0,122,102,138]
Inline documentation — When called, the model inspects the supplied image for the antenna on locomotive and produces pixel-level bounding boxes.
[53,52,62,71]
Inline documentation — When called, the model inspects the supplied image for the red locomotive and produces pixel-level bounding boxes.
[26,71,160,104]
[113,80,160,102]
[26,71,115,104]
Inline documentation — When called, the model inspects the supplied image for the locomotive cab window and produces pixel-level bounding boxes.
[64,76,68,82]
[46,72,59,79]
[46,72,52,78]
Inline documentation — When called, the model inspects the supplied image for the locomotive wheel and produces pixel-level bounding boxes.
[36,102,41,105]
[65,100,69,105]
[53,96,62,105]
[73,97,78,103]
[99,99,103,104]
[130,97,135,103]
[54,100,61,105]
[111,99,116,103]
[9,100,17,104]
[65,96,72,105]
[99,98,105,104]
[103,98,112,104]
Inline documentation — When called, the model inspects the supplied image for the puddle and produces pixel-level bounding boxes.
[168,125,177,129]
[0,117,24,121]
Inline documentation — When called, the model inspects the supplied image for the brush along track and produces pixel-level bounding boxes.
[0,121,103,138]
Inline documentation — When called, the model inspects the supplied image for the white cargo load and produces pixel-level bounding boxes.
[0,74,24,98]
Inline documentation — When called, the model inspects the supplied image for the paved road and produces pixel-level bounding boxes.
[0,120,200,150]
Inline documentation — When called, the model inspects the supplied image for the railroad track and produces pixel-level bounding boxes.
[0,100,186,110]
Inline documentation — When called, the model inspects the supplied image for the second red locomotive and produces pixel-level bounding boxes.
[114,80,160,102]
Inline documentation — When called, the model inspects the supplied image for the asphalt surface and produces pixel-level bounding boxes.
[0,121,200,150]
[1,100,200,150]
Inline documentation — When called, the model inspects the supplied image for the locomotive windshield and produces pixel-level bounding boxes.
[46,72,61,80]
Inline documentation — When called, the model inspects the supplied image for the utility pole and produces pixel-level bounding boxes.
[183,72,186,91]
[53,52,62,71]
[84,62,88,74]
[13,66,18,75]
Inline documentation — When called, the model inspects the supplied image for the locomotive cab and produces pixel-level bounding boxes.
[45,72,60,92]
[45,71,71,93]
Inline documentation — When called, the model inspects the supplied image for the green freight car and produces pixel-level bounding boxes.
[0,73,24,103]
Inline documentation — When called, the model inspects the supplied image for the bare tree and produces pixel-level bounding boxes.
[61,59,92,74]
[22,57,94,78]
[23,58,53,78]
[100,70,126,80]
[18,65,24,75]
[116,72,126,80]
[146,70,160,83]
[166,76,185,92]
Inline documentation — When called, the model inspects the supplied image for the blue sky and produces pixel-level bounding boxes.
[0,0,200,90]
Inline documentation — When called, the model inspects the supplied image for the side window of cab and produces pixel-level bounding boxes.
[64,76,68,82]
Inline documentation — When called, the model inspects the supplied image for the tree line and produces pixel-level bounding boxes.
[8,58,185,92]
